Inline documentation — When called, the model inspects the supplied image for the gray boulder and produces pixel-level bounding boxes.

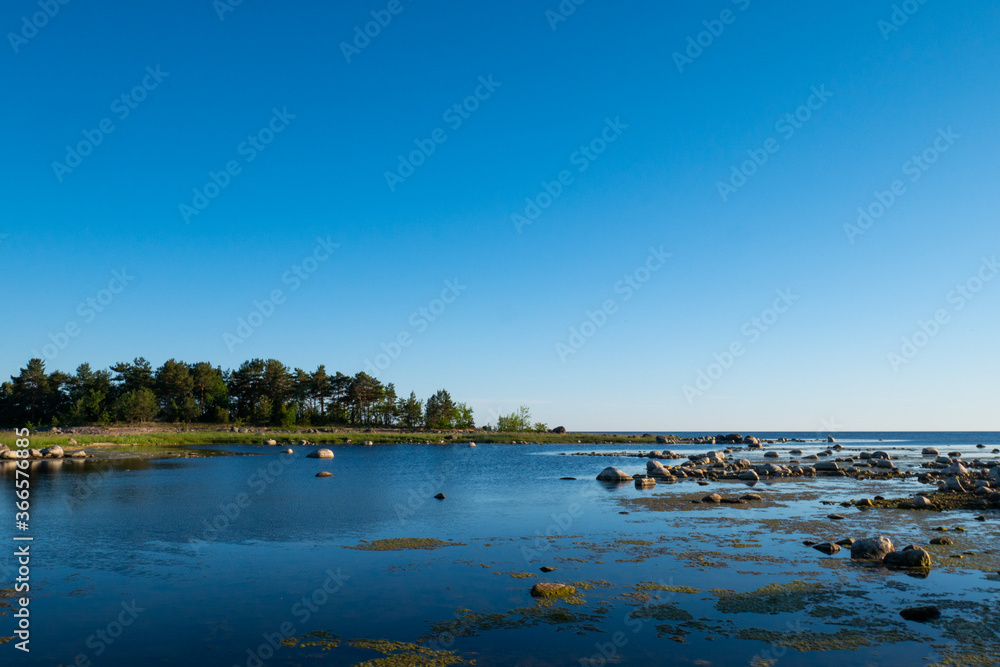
[851,536,894,561]
[596,467,632,482]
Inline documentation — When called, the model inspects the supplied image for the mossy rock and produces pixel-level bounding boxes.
[530,583,577,598]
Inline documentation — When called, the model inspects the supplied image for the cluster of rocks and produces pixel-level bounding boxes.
[595,448,913,486]
[0,444,88,460]
[800,535,935,570]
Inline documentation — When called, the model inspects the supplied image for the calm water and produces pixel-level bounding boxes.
[2,432,998,666]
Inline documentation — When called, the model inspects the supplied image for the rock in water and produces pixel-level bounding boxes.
[316,472,333,478]
[900,606,941,622]
[912,495,934,510]
[540,566,556,573]
[596,467,632,482]
[929,537,953,546]
[884,549,932,568]
[634,477,656,489]
[655,435,668,444]
[41,445,64,459]
[70,450,88,458]
[530,583,576,598]
[702,494,722,503]
[813,543,841,555]
[283,449,294,454]
[307,449,334,459]
[851,536,894,561]
[265,439,277,446]
[434,493,445,499]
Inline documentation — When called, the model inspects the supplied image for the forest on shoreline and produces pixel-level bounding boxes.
[0,357,543,432]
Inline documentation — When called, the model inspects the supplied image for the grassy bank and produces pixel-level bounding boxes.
[0,426,687,449]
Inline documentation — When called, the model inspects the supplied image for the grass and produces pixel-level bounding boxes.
[0,425,686,448]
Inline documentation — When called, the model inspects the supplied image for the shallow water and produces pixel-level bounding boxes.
[1,432,998,666]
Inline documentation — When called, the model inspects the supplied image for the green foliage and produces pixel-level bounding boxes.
[496,405,532,432]
[0,357,476,431]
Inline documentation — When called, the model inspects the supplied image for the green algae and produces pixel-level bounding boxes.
[635,582,699,594]
[712,581,816,614]
[735,626,920,651]
[346,538,463,551]
[629,603,694,622]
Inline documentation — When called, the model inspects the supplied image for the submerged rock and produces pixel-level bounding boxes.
[813,542,841,555]
[900,606,941,622]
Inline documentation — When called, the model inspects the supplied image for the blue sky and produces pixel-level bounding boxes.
[3,0,998,431]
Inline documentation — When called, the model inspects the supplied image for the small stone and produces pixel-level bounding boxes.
[741,494,763,501]
[813,543,841,555]
[315,472,333,478]
[540,566,556,573]
[929,537,953,546]
[434,493,446,499]
[702,494,722,503]
[828,514,846,520]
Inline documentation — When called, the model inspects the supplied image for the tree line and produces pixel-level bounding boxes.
[0,357,476,430]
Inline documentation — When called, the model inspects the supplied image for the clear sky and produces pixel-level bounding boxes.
[3,0,998,431]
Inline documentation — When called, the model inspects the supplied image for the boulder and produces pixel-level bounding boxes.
[764,451,779,458]
[743,436,760,446]
[655,435,668,444]
[41,446,64,459]
[434,493,446,499]
[944,477,967,493]
[814,461,840,471]
[551,426,567,434]
[929,537,953,546]
[922,447,939,456]
[596,467,631,482]
[871,451,891,460]
[702,493,722,503]
[363,441,374,446]
[68,438,78,446]
[876,459,895,469]
[884,549,932,569]
[738,471,759,482]
[851,536,894,561]
[911,495,934,510]
[827,436,836,443]
[69,451,88,458]
[635,477,656,489]
[755,463,785,476]
[943,462,969,476]
[283,449,294,454]
[813,542,841,555]
[307,449,335,459]
[265,439,278,446]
